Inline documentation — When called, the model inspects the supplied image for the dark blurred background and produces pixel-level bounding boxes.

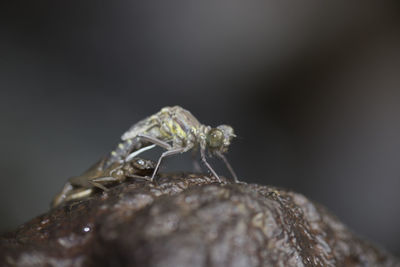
[1,0,399,255]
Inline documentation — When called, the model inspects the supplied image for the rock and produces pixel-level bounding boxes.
[1,173,399,267]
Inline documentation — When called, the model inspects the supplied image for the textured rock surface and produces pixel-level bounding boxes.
[1,173,399,267]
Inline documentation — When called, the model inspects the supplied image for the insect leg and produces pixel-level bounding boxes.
[216,151,239,183]
[86,175,127,192]
[51,182,74,208]
[88,180,110,191]
[125,173,151,180]
[151,147,185,181]
[91,176,124,184]
[137,134,172,150]
[125,134,173,162]
[200,148,222,183]
[65,188,93,202]
[125,144,156,162]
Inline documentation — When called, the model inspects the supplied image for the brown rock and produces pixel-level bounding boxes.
[1,173,399,267]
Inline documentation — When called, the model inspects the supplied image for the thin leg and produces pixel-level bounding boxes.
[125,173,151,180]
[125,144,156,162]
[89,174,130,191]
[151,147,185,181]
[125,134,172,162]
[91,176,123,183]
[216,151,239,183]
[200,149,221,183]
[51,182,74,208]
[88,180,110,191]
[109,165,123,175]
[137,134,172,150]
[65,188,93,202]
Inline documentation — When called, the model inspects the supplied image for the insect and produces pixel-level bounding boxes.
[107,105,239,183]
[52,106,238,207]
[51,157,155,207]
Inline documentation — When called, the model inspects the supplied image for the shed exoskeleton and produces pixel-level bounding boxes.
[51,157,155,207]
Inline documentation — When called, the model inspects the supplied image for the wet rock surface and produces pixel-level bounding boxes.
[1,173,399,267]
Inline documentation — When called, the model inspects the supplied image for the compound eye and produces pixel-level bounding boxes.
[207,129,224,148]
[132,158,146,170]
[132,158,156,170]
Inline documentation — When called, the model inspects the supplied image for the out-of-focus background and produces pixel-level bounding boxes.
[1,0,399,255]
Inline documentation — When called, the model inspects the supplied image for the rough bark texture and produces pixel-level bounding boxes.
[1,173,399,267]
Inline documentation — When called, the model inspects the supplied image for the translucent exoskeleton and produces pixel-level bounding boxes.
[107,105,239,183]
[51,157,155,207]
